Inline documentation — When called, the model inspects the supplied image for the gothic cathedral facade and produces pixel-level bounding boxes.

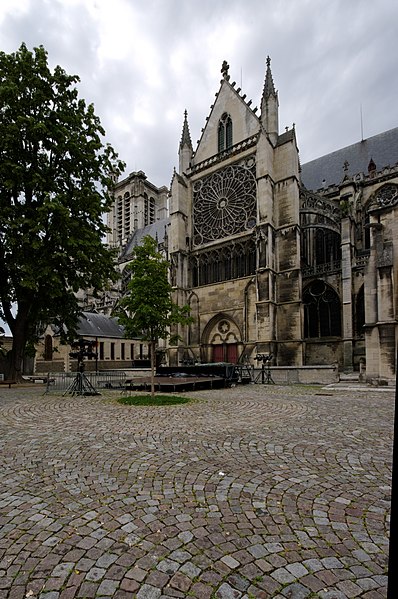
[111,59,398,384]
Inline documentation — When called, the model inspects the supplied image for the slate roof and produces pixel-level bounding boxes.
[77,312,125,339]
[300,127,398,191]
[119,218,170,262]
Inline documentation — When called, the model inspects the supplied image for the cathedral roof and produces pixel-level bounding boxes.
[51,312,126,339]
[301,127,398,191]
[119,217,170,262]
[77,312,125,338]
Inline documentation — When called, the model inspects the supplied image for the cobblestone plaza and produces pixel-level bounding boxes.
[0,384,393,598]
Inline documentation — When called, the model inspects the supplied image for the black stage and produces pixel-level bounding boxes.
[125,375,226,393]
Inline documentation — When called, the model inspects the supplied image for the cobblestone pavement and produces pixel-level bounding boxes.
[0,383,393,599]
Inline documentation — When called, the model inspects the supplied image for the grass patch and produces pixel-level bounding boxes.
[117,394,191,406]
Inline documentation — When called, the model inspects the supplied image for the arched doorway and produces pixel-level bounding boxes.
[201,314,242,364]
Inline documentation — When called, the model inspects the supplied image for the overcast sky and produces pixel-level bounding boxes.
[1,0,397,189]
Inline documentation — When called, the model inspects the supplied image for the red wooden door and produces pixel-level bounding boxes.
[212,345,224,363]
[226,343,238,364]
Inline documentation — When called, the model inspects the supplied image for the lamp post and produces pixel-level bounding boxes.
[387,349,397,597]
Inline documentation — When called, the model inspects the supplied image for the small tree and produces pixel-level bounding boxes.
[117,236,192,396]
[0,44,124,380]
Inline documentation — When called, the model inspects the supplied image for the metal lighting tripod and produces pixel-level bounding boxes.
[254,353,275,384]
[64,339,100,396]
[64,368,100,396]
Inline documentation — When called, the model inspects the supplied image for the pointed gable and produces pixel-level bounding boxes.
[192,64,260,166]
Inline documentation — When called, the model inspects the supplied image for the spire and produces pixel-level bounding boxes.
[179,110,192,151]
[261,56,279,145]
[262,56,277,100]
[179,110,193,174]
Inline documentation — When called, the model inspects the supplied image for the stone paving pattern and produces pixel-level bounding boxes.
[0,383,393,598]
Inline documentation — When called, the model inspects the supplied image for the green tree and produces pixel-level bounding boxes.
[0,43,124,381]
[117,236,192,397]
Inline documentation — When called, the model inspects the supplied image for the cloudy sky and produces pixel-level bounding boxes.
[1,0,397,189]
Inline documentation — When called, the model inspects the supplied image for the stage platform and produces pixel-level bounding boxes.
[124,375,226,393]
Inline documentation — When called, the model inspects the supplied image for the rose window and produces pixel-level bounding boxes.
[193,159,256,244]
[374,184,398,208]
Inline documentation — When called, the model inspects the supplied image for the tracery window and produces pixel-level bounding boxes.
[303,280,341,338]
[300,189,341,273]
[370,183,398,209]
[190,239,256,287]
[193,157,257,245]
[315,229,341,265]
[218,113,233,153]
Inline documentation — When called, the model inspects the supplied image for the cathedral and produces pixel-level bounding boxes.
[108,58,398,385]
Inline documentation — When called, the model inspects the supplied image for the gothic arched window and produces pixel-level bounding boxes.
[303,280,341,338]
[355,286,365,337]
[44,335,53,361]
[315,228,341,265]
[218,113,233,153]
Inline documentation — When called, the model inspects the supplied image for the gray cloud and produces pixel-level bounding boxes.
[1,0,397,187]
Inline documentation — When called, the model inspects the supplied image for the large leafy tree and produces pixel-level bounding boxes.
[117,236,192,396]
[0,44,124,380]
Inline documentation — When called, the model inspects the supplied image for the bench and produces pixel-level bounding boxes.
[0,380,17,388]
[27,376,55,384]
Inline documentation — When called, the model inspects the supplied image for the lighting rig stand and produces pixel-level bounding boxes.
[254,354,275,384]
[64,339,100,396]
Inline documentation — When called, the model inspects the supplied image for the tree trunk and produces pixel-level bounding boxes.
[4,305,30,382]
[6,327,26,382]
[150,340,156,397]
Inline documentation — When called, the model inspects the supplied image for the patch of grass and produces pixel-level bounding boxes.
[117,394,191,406]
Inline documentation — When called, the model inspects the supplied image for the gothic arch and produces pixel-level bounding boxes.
[355,285,365,337]
[303,280,341,338]
[218,112,233,153]
[44,334,53,361]
[201,313,242,364]
[300,188,341,270]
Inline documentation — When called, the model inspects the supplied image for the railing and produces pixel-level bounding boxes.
[187,135,258,175]
[302,260,341,278]
[45,371,126,393]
